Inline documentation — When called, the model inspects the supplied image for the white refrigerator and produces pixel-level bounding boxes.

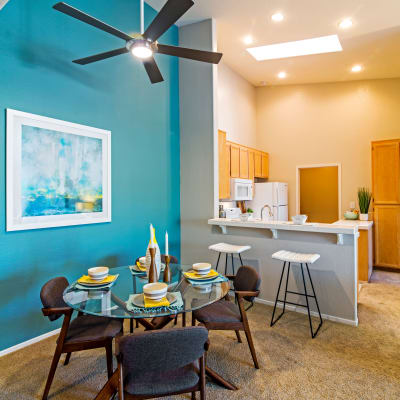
[248,182,288,221]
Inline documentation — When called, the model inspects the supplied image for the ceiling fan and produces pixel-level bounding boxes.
[53,0,223,84]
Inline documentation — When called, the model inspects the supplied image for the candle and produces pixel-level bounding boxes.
[165,231,169,256]
[150,224,155,248]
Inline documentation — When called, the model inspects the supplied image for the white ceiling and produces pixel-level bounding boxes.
[147,0,400,86]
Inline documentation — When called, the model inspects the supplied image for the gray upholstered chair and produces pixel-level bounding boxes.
[192,265,261,369]
[40,277,123,400]
[95,326,209,400]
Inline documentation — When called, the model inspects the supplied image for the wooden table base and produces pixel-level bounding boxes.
[206,366,238,390]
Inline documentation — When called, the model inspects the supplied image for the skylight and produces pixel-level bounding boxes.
[246,35,342,61]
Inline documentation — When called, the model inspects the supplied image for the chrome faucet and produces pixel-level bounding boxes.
[261,204,273,221]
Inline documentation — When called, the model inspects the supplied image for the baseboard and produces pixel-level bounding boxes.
[255,298,358,327]
[0,328,60,358]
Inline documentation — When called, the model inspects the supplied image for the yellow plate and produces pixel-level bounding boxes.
[184,269,219,280]
[77,274,118,285]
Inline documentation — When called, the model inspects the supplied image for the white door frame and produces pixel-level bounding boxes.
[296,163,342,217]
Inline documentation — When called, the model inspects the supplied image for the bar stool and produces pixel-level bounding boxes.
[208,242,251,275]
[270,250,323,338]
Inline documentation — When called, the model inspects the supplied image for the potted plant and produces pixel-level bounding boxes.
[240,208,254,222]
[358,187,372,221]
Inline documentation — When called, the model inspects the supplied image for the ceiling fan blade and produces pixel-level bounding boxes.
[53,2,132,41]
[143,0,194,41]
[157,44,223,64]
[73,47,128,65]
[143,57,164,84]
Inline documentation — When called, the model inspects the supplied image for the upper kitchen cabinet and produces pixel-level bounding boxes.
[248,150,255,181]
[218,130,230,199]
[372,140,400,204]
[230,143,240,178]
[261,153,269,179]
[239,147,249,179]
[254,151,262,178]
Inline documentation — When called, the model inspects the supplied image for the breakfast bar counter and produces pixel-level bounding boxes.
[207,218,359,327]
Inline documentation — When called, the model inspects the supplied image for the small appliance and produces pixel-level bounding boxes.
[230,178,253,201]
[225,207,241,219]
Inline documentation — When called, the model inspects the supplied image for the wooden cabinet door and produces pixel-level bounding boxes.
[261,153,269,178]
[248,150,255,181]
[230,143,240,178]
[374,205,400,268]
[239,147,249,179]
[254,151,262,177]
[218,130,230,199]
[372,141,400,204]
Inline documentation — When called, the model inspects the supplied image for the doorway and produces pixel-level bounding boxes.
[296,164,341,223]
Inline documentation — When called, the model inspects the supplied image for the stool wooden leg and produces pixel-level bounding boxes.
[231,253,235,275]
[238,253,244,266]
[225,253,228,275]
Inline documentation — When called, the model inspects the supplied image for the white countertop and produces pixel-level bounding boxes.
[208,218,358,235]
[333,219,373,230]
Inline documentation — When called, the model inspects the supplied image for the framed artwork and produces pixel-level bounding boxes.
[6,109,111,231]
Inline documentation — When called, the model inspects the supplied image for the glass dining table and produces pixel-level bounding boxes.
[63,263,237,390]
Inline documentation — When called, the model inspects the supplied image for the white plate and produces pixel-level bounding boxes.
[131,293,177,308]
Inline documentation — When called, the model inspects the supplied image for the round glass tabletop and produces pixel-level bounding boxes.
[63,264,230,319]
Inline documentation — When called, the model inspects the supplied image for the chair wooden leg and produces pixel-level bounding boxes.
[191,392,196,400]
[105,340,113,378]
[234,330,242,343]
[200,355,206,400]
[192,313,196,326]
[182,312,186,327]
[42,347,62,400]
[64,352,71,365]
[243,324,259,369]
[136,320,139,328]
[174,315,178,325]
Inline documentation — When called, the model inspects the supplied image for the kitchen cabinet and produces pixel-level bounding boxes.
[248,151,255,181]
[261,153,269,178]
[372,139,400,269]
[254,151,262,177]
[230,143,240,178]
[372,140,400,204]
[374,205,400,269]
[239,147,249,179]
[218,130,230,199]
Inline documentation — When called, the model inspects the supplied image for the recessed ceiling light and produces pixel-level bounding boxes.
[351,64,363,73]
[246,35,342,61]
[277,71,287,79]
[271,12,284,22]
[339,18,353,29]
[243,35,253,45]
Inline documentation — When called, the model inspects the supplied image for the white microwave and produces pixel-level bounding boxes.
[230,178,253,201]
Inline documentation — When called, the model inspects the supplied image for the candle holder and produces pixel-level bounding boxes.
[163,255,171,283]
[148,247,157,283]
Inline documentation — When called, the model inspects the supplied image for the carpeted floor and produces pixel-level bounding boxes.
[1,281,400,400]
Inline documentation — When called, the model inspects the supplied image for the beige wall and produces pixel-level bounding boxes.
[256,78,400,218]
[218,62,257,147]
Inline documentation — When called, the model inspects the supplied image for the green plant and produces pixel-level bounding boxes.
[358,187,372,214]
[247,208,254,213]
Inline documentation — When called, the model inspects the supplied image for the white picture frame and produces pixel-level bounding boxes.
[6,109,111,231]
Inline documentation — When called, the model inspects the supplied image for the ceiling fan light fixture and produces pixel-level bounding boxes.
[129,39,154,59]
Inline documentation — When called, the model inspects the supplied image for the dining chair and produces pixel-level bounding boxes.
[192,265,261,369]
[40,277,123,400]
[94,326,209,400]
[131,254,183,332]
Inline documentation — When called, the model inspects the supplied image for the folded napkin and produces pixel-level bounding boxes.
[184,269,219,280]
[187,275,229,286]
[77,274,118,285]
[126,291,183,314]
[144,296,170,308]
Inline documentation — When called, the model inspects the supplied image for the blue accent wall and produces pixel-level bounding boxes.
[0,0,180,351]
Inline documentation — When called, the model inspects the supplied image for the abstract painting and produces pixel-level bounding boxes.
[7,109,111,231]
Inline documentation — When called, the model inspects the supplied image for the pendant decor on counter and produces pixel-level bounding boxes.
[145,224,161,280]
